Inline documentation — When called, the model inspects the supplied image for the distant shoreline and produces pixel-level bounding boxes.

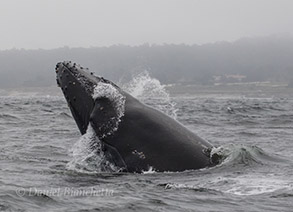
[1,83,292,98]
[166,83,293,98]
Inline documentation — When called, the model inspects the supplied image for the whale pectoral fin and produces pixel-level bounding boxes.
[89,97,119,138]
[103,143,127,171]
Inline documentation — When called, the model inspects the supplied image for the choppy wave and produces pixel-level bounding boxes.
[211,144,287,167]
[160,147,292,196]
[1,81,293,211]
[0,113,20,121]
[162,175,292,196]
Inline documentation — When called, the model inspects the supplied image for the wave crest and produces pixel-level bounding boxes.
[211,144,284,167]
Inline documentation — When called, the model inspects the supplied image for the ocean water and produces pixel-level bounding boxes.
[0,82,293,211]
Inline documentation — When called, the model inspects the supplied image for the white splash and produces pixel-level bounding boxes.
[66,125,119,173]
[93,83,126,123]
[122,71,177,119]
[142,166,156,174]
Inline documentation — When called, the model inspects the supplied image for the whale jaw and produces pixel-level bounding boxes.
[55,61,97,134]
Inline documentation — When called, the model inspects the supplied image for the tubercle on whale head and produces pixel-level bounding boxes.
[55,61,119,94]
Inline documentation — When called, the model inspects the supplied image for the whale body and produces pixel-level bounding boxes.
[55,61,218,172]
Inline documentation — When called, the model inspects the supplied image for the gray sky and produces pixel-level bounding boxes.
[1,0,293,50]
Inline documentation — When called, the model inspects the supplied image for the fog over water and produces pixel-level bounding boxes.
[0,0,293,50]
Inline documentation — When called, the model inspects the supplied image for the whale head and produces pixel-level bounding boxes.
[55,61,121,135]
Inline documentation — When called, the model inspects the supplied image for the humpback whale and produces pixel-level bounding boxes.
[55,61,218,172]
